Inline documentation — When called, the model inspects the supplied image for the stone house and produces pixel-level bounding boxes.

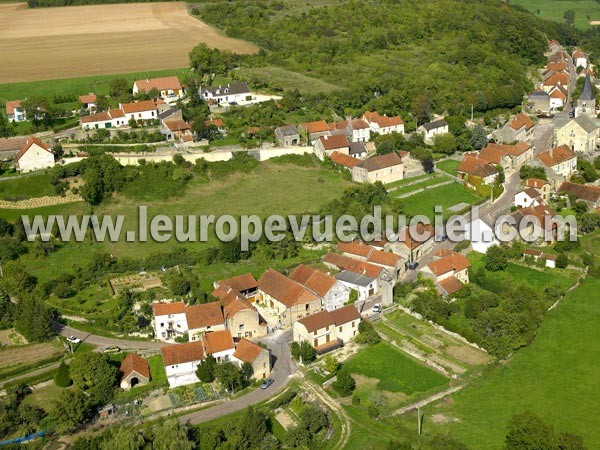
[352,152,403,184]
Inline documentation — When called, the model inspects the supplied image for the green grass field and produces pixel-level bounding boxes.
[420,277,600,448]
[391,174,451,197]
[435,159,460,176]
[385,173,434,190]
[0,173,56,201]
[235,66,343,94]
[344,342,448,394]
[510,0,600,29]
[400,182,483,220]
[0,67,191,103]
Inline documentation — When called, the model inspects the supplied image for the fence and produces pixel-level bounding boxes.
[0,431,45,446]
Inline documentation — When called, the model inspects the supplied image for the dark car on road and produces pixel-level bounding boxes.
[260,378,275,389]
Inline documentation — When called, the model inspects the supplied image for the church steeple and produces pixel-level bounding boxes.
[580,74,593,101]
[575,73,596,118]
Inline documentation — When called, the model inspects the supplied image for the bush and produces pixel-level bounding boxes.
[355,320,381,344]
[54,361,71,388]
[332,369,356,396]
[556,253,569,269]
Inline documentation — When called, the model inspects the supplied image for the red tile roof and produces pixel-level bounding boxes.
[457,153,499,179]
[135,76,182,92]
[79,94,97,104]
[233,338,264,363]
[558,181,600,203]
[323,253,383,278]
[185,302,224,329]
[161,341,204,366]
[427,252,470,277]
[367,249,401,267]
[537,145,576,168]
[258,268,319,307]
[202,329,234,355]
[525,178,548,189]
[356,152,403,172]
[543,72,569,87]
[152,301,185,316]
[289,265,336,297]
[479,142,532,164]
[5,100,22,115]
[216,273,258,294]
[362,111,403,128]
[437,276,464,296]
[15,137,53,162]
[300,120,329,134]
[318,134,350,150]
[205,118,224,128]
[296,305,361,333]
[330,151,360,168]
[120,353,150,381]
[337,241,372,257]
[121,100,157,114]
[509,113,535,131]
[164,119,191,132]
[80,108,124,124]
[223,297,254,320]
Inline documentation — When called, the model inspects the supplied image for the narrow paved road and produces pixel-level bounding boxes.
[57,323,164,350]
[180,329,295,425]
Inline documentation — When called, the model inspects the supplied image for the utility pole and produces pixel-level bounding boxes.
[471,104,474,122]
[417,406,423,435]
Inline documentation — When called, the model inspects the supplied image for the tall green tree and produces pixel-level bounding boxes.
[151,420,194,450]
[69,352,118,404]
[195,354,217,382]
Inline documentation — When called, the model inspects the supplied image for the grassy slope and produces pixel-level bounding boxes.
[235,66,342,94]
[401,182,483,220]
[0,173,56,200]
[435,159,460,176]
[510,0,600,30]
[427,277,600,449]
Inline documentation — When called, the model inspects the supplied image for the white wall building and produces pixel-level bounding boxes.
[14,137,55,173]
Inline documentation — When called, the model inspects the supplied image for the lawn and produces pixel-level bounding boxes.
[0,173,56,201]
[391,174,451,197]
[235,66,343,95]
[435,159,460,176]
[400,182,483,220]
[510,0,600,29]
[385,173,434,190]
[343,342,448,395]
[422,277,600,449]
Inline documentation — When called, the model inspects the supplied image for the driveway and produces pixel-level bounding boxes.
[57,323,164,350]
[180,329,295,425]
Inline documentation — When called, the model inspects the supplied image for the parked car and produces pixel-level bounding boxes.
[372,304,382,313]
[408,262,419,270]
[66,335,81,344]
[102,346,121,353]
[260,378,275,389]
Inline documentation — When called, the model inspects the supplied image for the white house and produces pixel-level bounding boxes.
[292,305,362,354]
[80,108,126,130]
[199,82,251,105]
[514,188,543,208]
[537,145,577,178]
[418,119,449,144]
[465,217,498,254]
[335,270,377,301]
[151,302,188,341]
[133,77,184,103]
[120,100,157,123]
[572,49,588,69]
[5,100,26,122]
[362,111,404,135]
[14,137,55,173]
[549,84,567,110]
[79,94,97,112]
[289,264,350,311]
[161,340,205,388]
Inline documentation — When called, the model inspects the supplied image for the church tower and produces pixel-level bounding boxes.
[575,74,596,118]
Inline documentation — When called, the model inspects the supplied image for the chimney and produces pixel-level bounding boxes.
[550,147,554,159]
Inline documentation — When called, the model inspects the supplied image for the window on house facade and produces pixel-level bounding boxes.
[313,330,317,336]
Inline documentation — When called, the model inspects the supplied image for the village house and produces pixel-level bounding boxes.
[419,250,471,297]
[314,134,350,161]
[548,50,569,64]
[558,181,600,209]
[505,204,560,244]
[151,302,189,341]
[526,91,550,115]
[547,40,562,54]
[299,120,330,144]
[466,217,499,254]
[572,49,588,69]
[221,294,265,339]
[231,339,271,379]
[362,111,404,135]
[330,151,361,170]
[329,119,371,143]
[213,273,259,302]
[542,72,569,93]
[161,119,192,142]
[119,353,150,390]
[158,107,183,123]
[161,340,205,388]
[537,145,577,179]
[257,268,323,327]
[348,142,368,159]
[525,178,551,203]
[5,100,26,123]
[290,265,350,312]
[352,152,403,184]
[377,223,436,263]
[185,302,226,341]
[133,77,184,103]
[515,187,543,208]
[554,115,599,155]
[78,94,97,112]
[574,74,596,119]
[545,61,569,75]
[494,113,535,144]
[523,249,557,269]
[14,137,55,173]
[457,153,499,185]
[80,108,126,130]
[418,119,449,144]
[336,241,404,280]
[274,125,300,146]
[199,82,252,105]
[478,142,534,171]
[292,305,362,354]
[549,84,568,110]
[120,100,157,123]
[334,270,377,302]
[205,118,225,133]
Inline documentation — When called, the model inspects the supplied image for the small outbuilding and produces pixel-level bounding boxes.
[119,353,150,390]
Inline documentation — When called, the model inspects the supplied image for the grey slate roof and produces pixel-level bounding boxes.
[275,125,299,136]
[574,115,600,134]
[158,108,181,121]
[348,142,366,156]
[529,91,549,100]
[580,74,594,101]
[201,82,250,97]
[335,270,375,287]
[422,119,448,131]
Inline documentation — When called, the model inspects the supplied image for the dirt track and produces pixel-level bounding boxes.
[0,2,258,83]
